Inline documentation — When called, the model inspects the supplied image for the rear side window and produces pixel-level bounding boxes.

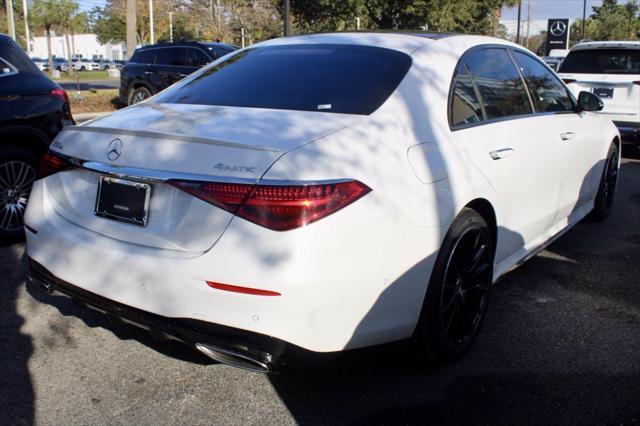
[559,48,640,74]
[155,47,186,66]
[512,51,574,113]
[131,49,156,64]
[0,38,39,74]
[153,44,412,115]
[465,48,532,120]
[450,66,484,127]
[185,48,211,67]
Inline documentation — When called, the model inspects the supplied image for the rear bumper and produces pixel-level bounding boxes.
[613,121,640,146]
[27,257,287,371]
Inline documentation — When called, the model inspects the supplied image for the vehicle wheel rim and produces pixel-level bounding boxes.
[0,161,36,233]
[132,91,148,104]
[602,148,619,206]
[441,227,492,348]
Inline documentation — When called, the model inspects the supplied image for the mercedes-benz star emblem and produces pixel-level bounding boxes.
[106,138,123,161]
[550,21,567,37]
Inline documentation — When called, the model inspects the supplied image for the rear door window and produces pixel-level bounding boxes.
[559,48,640,74]
[512,51,574,113]
[155,47,186,66]
[450,66,484,127]
[465,48,533,120]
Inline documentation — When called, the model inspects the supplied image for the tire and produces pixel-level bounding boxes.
[80,66,86,71]
[589,142,619,222]
[415,207,494,362]
[128,86,152,105]
[0,147,40,241]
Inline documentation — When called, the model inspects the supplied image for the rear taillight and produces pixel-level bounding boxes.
[38,151,74,179]
[633,81,640,86]
[562,79,576,85]
[169,180,371,231]
[50,88,69,103]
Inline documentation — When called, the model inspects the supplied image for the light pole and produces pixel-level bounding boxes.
[581,0,587,40]
[5,0,16,41]
[169,12,173,43]
[149,0,155,44]
[22,0,30,51]
[284,0,290,36]
[516,0,522,44]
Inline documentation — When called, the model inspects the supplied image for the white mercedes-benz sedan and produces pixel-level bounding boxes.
[25,33,620,373]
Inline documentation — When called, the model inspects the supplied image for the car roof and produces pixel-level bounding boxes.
[570,41,640,51]
[254,32,513,55]
[137,41,237,51]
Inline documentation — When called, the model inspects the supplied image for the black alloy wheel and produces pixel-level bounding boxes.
[416,208,494,361]
[129,86,152,105]
[590,142,619,222]
[0,147,39,239]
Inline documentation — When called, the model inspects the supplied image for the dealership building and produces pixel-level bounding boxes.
[30,33,125,61]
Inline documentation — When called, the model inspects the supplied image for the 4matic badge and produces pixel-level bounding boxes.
[214,162,256,173]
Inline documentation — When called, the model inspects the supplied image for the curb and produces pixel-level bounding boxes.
[74,111,111,123]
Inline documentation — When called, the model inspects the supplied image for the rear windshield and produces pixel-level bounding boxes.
[153,44,412,115]
[559,48,640,74]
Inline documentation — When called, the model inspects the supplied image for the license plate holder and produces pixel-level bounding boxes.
[95,177,151,226]
[593,87,614,99]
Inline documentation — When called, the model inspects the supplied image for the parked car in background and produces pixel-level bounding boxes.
[27,33,620,372]
[54,58,68,72]
[0,34,73,240]
[542,48,569,70]
[72,58,100,71]
[31,57,49,72]
[558,41,640,148]
[119,41,238,105]
[99,60,118,70]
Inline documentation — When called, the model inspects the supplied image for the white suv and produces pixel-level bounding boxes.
[559,41,640,147]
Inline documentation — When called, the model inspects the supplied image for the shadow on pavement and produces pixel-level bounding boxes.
[0,245,33,425]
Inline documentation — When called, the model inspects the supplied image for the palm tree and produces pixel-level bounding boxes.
[30,0,77,74]
[493,0,520,37]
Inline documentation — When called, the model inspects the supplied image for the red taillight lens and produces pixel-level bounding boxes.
[633,81,640,86]
[38,151,74,179]
[50,88,69,103]
[169,180,371,231]
[562,79,576,85]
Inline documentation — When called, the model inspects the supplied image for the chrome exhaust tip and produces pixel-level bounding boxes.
[195,342,272,373]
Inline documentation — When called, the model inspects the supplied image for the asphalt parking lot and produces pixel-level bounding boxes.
[1,155,640,425]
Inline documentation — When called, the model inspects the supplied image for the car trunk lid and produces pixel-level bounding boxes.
[46,102,361,252]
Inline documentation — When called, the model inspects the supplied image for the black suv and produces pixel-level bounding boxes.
[0,34,74,239]
[119,41,238,105]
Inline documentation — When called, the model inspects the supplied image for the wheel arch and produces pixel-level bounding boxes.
[0,126,51,157]
[464,198,498,254]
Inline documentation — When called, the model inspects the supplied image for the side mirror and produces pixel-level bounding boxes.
[577,91,604,112]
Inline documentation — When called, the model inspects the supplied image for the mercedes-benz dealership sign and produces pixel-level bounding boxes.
[546,18,570,55]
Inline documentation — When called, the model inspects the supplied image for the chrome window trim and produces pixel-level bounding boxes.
[0,57,18,78]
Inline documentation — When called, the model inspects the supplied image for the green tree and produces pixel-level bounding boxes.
[587,0,640,41]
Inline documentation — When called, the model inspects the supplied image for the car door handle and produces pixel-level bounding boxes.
[144,71,155,75]
[560,132,576,141]
[489,148,515,160]
[179,73,189,77]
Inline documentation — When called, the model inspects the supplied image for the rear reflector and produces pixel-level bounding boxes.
[38,151,74,179]
[206,281,281,296]
[169,179,371,231]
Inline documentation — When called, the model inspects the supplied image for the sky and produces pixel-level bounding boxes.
[501,0,633,35]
